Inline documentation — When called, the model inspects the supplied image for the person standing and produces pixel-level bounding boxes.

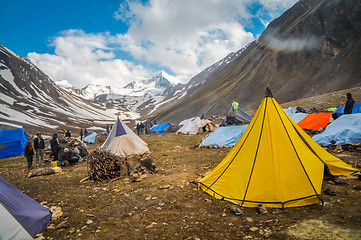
[50,133,60,161]
[58,129,67,150]
[136,123,140,135]
[139,122,144,135]
[344,93,355,114]
[84,128,88,137]
[80,128,84,141]
[24,140,34,170]
[65,130,71,138]
[106,125,110,135]
[34,132,45,167]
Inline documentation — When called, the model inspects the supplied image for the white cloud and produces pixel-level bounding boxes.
[28,30,151,88]
[28,0,299,88]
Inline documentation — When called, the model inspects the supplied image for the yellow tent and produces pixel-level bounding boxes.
[199,88,358,208]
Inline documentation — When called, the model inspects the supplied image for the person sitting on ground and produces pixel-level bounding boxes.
[344,93,355,114]
[58,148,80,166]
[77,143,88,158]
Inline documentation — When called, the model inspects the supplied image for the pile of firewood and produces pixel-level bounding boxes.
[87,150,155,181]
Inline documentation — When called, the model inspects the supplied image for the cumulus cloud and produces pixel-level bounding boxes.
[29,0,299,88]
[28,30,151,88]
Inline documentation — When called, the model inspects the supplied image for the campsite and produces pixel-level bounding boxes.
[0,88,361,240]
[1,0,361,239]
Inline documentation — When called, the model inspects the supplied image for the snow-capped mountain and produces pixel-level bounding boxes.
[0,44,136,133]
[75,71,180,113]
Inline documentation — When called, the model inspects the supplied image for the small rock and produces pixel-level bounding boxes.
[324,187,336,196]
[87,214,95,217]
[249,227,259,232]
[156,207,162,210]
[158,185,171,189]
[47,224,55,229]
[56,221,70,229]
[243,236,252,240]
[263,229,273,238]
[95,229,101,233]
[81,225,87,229]
[230,206,243,216]
[333,176,347,185]
[246,217,253,223]
[257,204,268,215]
[86,220,93,225]
[221,212,227,217]
[146,222,158,228]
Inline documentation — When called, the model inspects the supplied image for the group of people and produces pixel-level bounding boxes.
[24,129,88,170]
[136,120,156,135]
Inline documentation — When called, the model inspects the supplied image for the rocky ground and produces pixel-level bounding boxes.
[1,132,360,240]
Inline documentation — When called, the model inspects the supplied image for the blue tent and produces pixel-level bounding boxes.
[313,113,361,146]
[151,122,172,133]
[0,177,51,239]
[83,132,97,144]
[335,102,361,116]
[0,128,28,158]
[200,125,248,147]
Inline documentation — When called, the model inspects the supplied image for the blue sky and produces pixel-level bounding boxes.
[0,0,298,88]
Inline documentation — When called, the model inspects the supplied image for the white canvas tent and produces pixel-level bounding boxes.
[177,117,216,135]
[100,118,150,157]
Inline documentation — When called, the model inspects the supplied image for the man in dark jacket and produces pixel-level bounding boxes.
[344,93,355,114]
[34,132,45,167]
[50,133,60,161]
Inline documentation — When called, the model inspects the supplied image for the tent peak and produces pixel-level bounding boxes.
[265,86,273,98]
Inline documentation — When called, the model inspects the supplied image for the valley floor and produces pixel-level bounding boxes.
[1,133,360,240]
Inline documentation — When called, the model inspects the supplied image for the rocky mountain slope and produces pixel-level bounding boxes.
[154,0,361,123]
[0,44,124,133]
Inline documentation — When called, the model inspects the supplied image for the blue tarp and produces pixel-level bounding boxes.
[313,113,361,146]
[0,177,51,237]
[335,102,361,116]
[151,122,172,133]
[200,125,248,147]
[83,132,97,144]
[0,128,28,158]
[283,107,308,123]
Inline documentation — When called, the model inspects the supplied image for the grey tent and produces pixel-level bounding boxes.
[226,106,252,125]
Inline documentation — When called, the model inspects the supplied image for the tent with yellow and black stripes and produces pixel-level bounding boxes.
[198,87,358,208]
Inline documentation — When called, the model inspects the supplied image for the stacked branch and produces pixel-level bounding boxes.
[88,150,155,181]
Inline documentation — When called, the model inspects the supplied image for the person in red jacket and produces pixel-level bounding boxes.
[24,140,34,170]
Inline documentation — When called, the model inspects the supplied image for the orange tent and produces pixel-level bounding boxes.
[297,112,333,130]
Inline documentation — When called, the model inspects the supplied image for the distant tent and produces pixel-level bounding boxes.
[326,107,338,112]
[151,122,172,133]
[83,132,97,144]
[100,118,149,157]
[177,117,216,135]
[226,106,252,125]
[199,88,358,208]
[0,128,28,158]
[0,177,51,239]
[283,107,308,123]
[200,125,248,147]
[313,113,361,146]
[335,102,361,116]
[297,112,333,130]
